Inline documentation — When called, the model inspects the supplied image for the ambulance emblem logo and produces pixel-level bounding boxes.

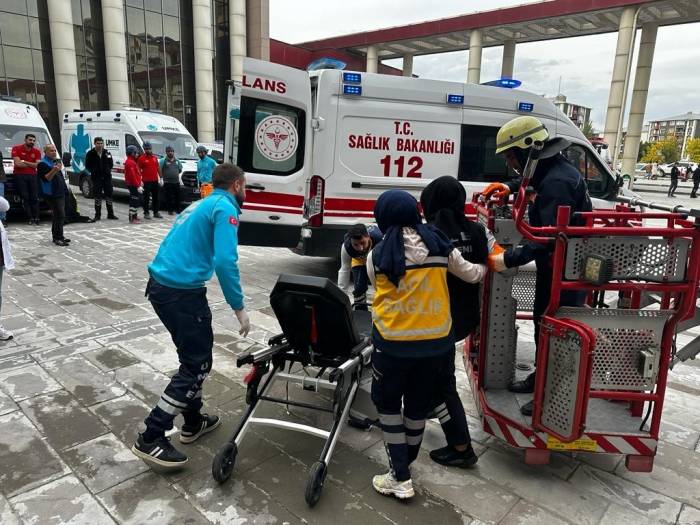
[255,115,298,162]
[4,108,26,120]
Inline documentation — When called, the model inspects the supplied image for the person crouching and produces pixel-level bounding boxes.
[367,190,486,499]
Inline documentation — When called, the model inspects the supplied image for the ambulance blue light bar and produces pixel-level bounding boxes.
[446,94,464,105]
[482,78,522,89]
[518,101,535,112]
[343,72,362,84]
[343,85,362,95]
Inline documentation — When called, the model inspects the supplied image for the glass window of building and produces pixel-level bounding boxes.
[72,0,108,111]
[0,1,59,140]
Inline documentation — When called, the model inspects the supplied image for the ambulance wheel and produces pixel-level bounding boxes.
[305,461,327,507]
[80,176,92,198]
[212,442,237,483]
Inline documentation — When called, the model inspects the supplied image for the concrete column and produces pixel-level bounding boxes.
[467,29,483,84]
[230,0,246,81]
[246,0,269,61]
[46,0,80,119]
[101,0,130,109]
[603,6,639,164]
[366,45,378,73]
[193,0,215,142]
[402,54,413,77]
[621,23,658,185]
[501,39,516,78]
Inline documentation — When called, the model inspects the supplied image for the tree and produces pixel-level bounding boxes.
[637,141,651,161]
[580,120,596,139]
[686,138,700,162]
[641,138,679,164]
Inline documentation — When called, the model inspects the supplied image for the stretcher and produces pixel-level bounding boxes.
[467,143,700,471]
[211,274,375,507]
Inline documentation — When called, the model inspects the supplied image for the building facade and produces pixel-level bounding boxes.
[0,0,269,143]
[549,94,592,130]
[647,111,700,157]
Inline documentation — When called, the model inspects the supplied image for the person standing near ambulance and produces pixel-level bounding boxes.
[486,116,591,416]
[196,145,217,198]
[138,142,163,219]
[12,134,41,225]
[159,146,183,214]
[366,190,486,499]
[85,137,118,221]
[125,146,143,224]
[337,223,383,310]
[132,163,251,468]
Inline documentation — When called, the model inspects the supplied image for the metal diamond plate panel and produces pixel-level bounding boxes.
[564,237,690,282]
[541,330,581,439]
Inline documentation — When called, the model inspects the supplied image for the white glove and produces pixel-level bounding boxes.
[137,186,144,194]
[235,308,250,337]
[158,178,164,187]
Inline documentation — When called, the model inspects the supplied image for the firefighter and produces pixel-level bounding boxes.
[367,190,486,499]
[485,116,592,416]
[420,176,491,468]
[337,223,383,310]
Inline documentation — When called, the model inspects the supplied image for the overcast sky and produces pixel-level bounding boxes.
[269,0,699,131]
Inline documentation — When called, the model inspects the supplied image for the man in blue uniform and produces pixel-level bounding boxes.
[131,163,251,468]
[487,116,592,416]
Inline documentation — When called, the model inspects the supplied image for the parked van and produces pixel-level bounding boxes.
[225,59,633,256]
[0,98,55,207]
[61,109,201,202]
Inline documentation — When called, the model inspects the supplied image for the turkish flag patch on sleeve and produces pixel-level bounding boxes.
[229,216,239,226]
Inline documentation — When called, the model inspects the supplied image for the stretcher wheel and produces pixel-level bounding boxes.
[305,461,327,507]
[212,442,237,483]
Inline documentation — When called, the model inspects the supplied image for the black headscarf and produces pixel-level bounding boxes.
[373,189,452,287]
[420,176,471,237]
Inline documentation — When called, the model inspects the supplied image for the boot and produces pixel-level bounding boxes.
[106,203,119,220]
[93,205,101,221]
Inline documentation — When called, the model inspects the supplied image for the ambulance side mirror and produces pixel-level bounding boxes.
[62,152,72,166]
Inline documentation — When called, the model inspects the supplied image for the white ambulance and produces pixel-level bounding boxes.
[0,98,56,207]
[61,109,201,202]
[225,59,632,256]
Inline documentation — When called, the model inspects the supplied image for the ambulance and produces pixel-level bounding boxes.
[0,98,55,207]
[61,109,201,203]
[226,59,632,256]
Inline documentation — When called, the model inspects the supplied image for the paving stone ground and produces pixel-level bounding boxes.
[1,192,700,524]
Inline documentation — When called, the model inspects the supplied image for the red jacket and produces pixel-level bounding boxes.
[137,153,160,182]
[124,157,142,187]
[11,144,41,175]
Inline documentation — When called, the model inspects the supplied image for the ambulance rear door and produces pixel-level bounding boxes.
[226,58,312,248]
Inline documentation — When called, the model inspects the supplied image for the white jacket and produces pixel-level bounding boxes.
[0,198,14,270]
[367,227,486,287]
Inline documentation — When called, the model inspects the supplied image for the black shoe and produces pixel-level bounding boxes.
[53,239,69,246]
[509,372,536,394]
[153,213,163,219]
[179,414,221,444]
[28,220,34,226]
[61,237,71,243]
[520,399,534,416]
[131,434,188,468]
[107,214,119,220]
[168,211,174,216]
[144,212,152,220]
[429,445,478,468]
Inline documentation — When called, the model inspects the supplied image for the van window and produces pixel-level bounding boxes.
[1,126,51,158]
[237,96,305,176]
[457,124,516,184]
[126,134,143,154]
[562,144,614,199]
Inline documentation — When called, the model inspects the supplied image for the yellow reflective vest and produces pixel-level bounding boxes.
[372,254,454,357]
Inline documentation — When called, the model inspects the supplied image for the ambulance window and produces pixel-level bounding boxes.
[563,144,613,199]
[457,124,513,183]
[126,134,143,154]
[237,96,305,176]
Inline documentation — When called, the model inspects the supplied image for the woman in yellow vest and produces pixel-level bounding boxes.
[367,190,486,500]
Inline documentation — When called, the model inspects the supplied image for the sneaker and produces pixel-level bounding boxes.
[144,212,151,220]
[131,434,188,468]
[0,326,14,341]
[153,213,163,219]
[372,472,414,499]
[429,445,478,468]
[179,414,221,444]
